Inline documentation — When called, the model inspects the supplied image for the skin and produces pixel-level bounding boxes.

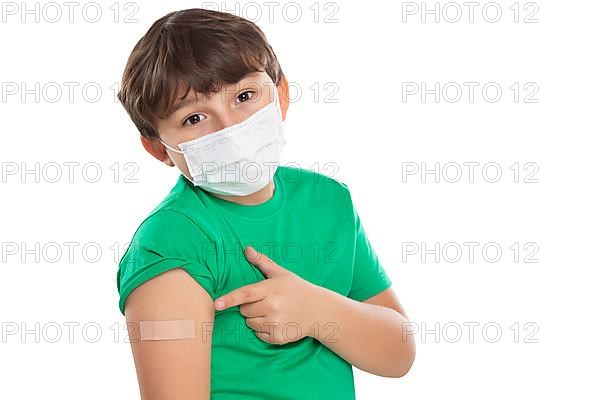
[125,70,415,399]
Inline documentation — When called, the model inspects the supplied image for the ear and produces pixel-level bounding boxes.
[276,74,290,121]
[140,135,175,167]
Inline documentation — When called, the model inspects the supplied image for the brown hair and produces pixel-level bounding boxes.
[117,8,284,139]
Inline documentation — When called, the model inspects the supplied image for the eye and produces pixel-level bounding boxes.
[180,90,256,127]
[236,90,256,104]
[182,113,205,127]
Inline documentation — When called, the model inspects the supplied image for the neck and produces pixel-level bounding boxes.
[209,181,275,205]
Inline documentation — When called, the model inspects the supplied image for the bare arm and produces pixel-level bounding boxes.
[124,268,215,400]
[311,286,416,378]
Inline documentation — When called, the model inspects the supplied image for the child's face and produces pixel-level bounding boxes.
[145,71,287,181]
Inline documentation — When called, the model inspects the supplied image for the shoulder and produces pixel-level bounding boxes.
[117,178,217,286]
[275,165,355,228]
[117,211,219,315]
[131,210,201,245]
[122,206,218,269]
[132,175,217,242]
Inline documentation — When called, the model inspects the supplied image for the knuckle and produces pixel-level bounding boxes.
[269,299,281,313]
[238,304,247,316]
[243,289,255,301]
[245,319,259,330]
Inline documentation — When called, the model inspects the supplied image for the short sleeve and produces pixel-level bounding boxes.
[116,210,219,316]
[343,185,393,302]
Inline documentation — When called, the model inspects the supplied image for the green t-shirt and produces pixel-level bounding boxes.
[117,165,392,399]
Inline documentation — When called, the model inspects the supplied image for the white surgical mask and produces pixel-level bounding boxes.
[160,87,286,196]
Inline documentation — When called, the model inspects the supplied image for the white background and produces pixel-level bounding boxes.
[1,0,599,398]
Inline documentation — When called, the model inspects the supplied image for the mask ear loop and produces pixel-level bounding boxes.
[272,84,287,153]
[273,84,283,122]
[160,138,184,154]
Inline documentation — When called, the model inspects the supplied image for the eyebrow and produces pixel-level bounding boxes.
[165,72,264,118]
[165,96,199,118]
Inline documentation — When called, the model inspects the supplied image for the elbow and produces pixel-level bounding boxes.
[390,356,415,378]
[389,336,416,378]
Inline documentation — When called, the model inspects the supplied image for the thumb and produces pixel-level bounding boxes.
[244,246,286,279]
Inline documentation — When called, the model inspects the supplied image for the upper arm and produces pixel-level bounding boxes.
[125,267,214,400]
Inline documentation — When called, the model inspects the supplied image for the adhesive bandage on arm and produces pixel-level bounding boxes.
[139,319,196,341]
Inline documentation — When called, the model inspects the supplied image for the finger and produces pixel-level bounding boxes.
[255,331,272,343]
[239,301,267,318]
[245,316,267,332]
[214,281,266,310]
[255,330,283,345]
[244,246,286,279]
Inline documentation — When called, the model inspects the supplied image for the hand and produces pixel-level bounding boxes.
[214,246,324,345]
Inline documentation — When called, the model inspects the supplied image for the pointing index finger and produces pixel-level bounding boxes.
[214,281,266,310]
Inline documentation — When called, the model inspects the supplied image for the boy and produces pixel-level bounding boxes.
[116,8,415,400]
